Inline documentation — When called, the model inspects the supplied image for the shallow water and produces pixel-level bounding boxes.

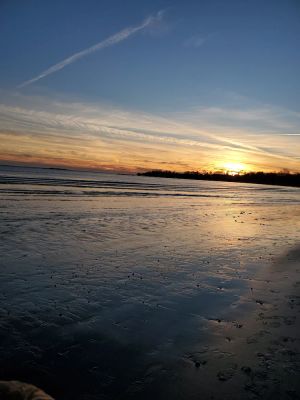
[0,166,300,399]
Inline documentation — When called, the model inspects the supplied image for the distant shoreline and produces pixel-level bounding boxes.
[1,164,299,187]
[138,170,300,188]
[0,164,129,176]
[0,164,70,171]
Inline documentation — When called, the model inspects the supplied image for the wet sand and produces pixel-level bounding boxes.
[138,246,300,400]
[0,169,299,399]
[0,245,299,400]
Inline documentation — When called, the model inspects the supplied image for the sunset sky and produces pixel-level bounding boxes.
[0,0,299,173]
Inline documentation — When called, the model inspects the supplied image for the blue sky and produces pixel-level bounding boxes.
[0,0,299,172]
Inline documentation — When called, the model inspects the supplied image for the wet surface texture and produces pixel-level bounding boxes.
[0,166,300,399]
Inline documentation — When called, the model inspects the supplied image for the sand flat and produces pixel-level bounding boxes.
[0,166,299,399]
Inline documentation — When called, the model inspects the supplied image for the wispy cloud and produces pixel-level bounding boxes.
[1,93,300,172]
[183,33,215,48]
[184,35,207,48]
[17,11,164,88]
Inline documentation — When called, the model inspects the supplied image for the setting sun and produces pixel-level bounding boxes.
[0,2,300,399]
[223,162,245,175]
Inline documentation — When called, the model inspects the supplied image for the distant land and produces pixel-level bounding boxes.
[138,170,300,188]
[0,164,69,171]
[0,164,127,175]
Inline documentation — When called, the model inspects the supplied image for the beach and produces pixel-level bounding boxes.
[0,166,299,399]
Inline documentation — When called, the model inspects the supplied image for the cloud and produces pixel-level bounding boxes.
[170,104,300,135]
[17,11,164,88]
[184,34,207,48]
[0,93,299,172]
[183,32,217,48]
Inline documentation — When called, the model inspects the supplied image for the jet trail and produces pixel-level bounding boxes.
[18,11,163,88]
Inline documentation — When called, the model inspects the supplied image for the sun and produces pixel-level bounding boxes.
[223,162,245,175]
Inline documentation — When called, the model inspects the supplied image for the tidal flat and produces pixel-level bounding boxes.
[0,166,299,399]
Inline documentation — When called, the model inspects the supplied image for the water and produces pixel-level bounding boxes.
[0,165,300,399]
[1,165,299,202]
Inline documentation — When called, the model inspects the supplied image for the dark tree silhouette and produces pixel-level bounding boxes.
[138,170,300,187]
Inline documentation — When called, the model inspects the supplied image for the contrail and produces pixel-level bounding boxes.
[18,11,163,88]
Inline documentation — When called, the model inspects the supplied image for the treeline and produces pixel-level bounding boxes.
[138,170,300,187]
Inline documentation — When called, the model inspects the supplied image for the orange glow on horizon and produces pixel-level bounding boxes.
[1,121,299,174]
[222,162,247,175]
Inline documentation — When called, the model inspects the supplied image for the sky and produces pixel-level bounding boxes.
[0,0,299,173]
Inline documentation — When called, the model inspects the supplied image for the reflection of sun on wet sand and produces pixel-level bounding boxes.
[1,167,300,400]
